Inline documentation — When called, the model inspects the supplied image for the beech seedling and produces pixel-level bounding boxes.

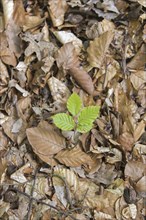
[52,93,100,133]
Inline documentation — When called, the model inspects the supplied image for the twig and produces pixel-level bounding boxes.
[53,174,73,208]
[14,188,80,220]
[25,168,38,220]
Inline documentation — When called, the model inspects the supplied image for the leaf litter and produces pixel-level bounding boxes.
[0,0,145,219]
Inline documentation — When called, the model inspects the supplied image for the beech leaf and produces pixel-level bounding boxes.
[26,121,66,165]
[52,113,75,131]
[55,146,93,167]
[87,31,114,68]
[67,93,82,116]
[56,42,79,70]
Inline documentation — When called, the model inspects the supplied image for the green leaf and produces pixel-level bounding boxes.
[52,113,75,131]
[77,123,93,133]
[67,93,82,116]
[78,106,100,125]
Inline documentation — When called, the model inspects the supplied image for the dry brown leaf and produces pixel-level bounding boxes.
[135,176,146,197]
[87,31,114,68]
[26,121,66,165]
[69,66,94,95]
[125,161,146,181]
[55,146,93,167]
[53,30,82,53]
[56,42,79,70]
[48,0,68,27]
[134,120,145,142]
[118,132,134,152]
[12,0,45,31]
[127,44,146,70]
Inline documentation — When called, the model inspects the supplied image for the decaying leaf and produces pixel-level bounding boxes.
[48,0,68,27]
[26,121,66,165]
[55,146,93,167]
[87,31,114,68]
[48,76,71,104]
[56,42,79,70]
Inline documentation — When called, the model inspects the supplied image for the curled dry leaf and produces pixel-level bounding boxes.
[26,121,66,165]
[48,0,68,27]
[53,30,82,53]
[55,146,93,167]
[87,31,114,68]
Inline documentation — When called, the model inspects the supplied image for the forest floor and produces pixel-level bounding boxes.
[0,0,146,219]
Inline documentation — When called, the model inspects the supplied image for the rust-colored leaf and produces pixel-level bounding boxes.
[26,121,66,165]
[55,146,93,167]
[69,66,94,95]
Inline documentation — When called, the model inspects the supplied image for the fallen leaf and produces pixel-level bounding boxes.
[134,120,145,142]
[48,0,68,27]
[127,44,146,70]
[53,30,82,53]
[48,77,71,104]
[125,161,146,181]
[26,121,66,165]
[69,66,95,95]
[56,42,79,70]
[87,31,114,68]
[118,132,134,152]
[137,0,146,7]
[130,71,146,90]
[135,176,146,198]
[55,146,93,167]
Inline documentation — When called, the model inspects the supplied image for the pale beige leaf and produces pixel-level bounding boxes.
[56,42,79,70]
[69,67,94,95]
[130,71,146,90]
[127,44,146,70]
[55,146,93,167]
[26,121,66,165]
[87,31,114,68]
[48,77,71,104]
[137,0,146,7]
[48,0,68,27]
[53,167,110,209]
[134,120,145,142]
[53,167,78,191]
[94,211,112,220]
[136,176,146,197]
[53,30,82,53]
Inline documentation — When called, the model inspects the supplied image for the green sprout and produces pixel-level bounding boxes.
[52,93,100,133]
